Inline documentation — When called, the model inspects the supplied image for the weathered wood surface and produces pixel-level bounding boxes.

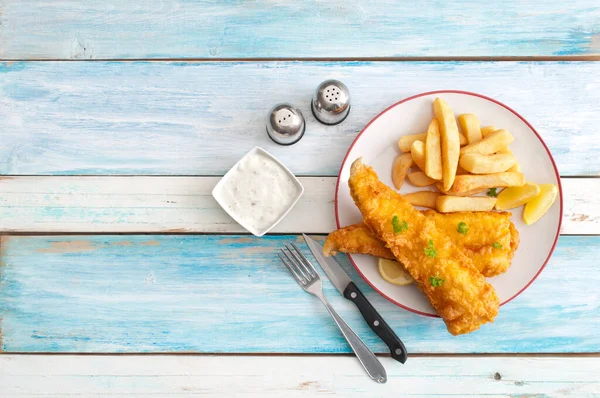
[0,176,594,234]
[1,235,598,354]
[0,61,598,176]
[1,1,599,59]
[0,2,598,396]
[1,355,599,397]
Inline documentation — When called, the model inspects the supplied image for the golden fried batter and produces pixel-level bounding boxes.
[323,223,397,260]
[324,211,519,277]
[348,159,499,335]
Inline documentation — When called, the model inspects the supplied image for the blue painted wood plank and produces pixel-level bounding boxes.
[1,235,598,354]
[0,61,598,176]
[1,1,599,59]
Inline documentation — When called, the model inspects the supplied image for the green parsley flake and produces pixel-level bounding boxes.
[429,276,444,287]
[424,240,437,258]
[392,216,408,233]
[493,242,502,249]
[457,222,469,235]
[487,188,498,197]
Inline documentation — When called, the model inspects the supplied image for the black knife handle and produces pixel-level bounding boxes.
[343,282,408,363]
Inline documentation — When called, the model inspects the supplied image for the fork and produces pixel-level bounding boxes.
[279,242,387,383]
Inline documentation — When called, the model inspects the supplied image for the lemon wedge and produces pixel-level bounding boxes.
[378,258,414,286]
[495,182,541,210]
[523,183,558,225]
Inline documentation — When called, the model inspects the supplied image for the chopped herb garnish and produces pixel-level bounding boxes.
[392,216,408,233]
[487,188,498,197]
[457,222,469,235]
[493,242,502,249]
[424,240,437,258]
[429,276,444,287]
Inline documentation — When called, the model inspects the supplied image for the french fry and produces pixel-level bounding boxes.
[442,172,525,195]
[459,153,518,174]
[391,153,413,189]
[456,164,470,175]
[460,129,515,156]
[480,125,497,138]
[398,133,427,153]
[458,114,482,144]
[407,171,437,187]
[497,148,521,172]
[436,183,488,197]
[433,98,461,191]
[436,195,497,213]
[425,119,443,180]
[403,191,440,209]
[459,133,468,146]
[410,140,426,171]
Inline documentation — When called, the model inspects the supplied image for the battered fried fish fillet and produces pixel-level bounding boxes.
[348,159,499,335]
[324,211,519,277]
[323,223,397,260]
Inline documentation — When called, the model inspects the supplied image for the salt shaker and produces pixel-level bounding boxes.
[266,103,306,145]
[311,79,350,125]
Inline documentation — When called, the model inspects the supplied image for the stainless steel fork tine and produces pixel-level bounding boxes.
[289,242,317,277]
[281,248,310,281]
[285,245,316,279]
[285,244,314,279]
[283,247,312,281]
[278,252,307,285]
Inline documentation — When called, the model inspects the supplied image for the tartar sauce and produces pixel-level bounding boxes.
[218,150,302,234]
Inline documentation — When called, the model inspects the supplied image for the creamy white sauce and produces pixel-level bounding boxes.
[219,151,301,234]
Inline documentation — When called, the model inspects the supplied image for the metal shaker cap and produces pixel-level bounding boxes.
[311,79,350,125]
[266,103,306,145]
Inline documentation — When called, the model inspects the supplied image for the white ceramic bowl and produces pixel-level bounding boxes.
[212,147,304,236]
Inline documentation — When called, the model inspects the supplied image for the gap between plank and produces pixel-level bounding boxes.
[1,56,600,62]
[0,232,595,237]
[0,174,598,178]
[0,352,598,357]
[0,232,332,237]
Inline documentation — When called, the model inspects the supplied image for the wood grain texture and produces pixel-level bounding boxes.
[1,1,599,59]
[0,176,594,234]
[2,355,599,397]
[0,176,335,234]
[1,235,598,354]
[0,61,599,176]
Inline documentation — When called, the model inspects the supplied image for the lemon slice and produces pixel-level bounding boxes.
[495,182,541,210]
[378,258,414,286]
[523,183,558,225]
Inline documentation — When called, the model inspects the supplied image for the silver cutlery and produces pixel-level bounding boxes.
[278,242,387,383]
[303,234,408,364]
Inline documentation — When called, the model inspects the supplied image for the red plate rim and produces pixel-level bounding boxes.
[334,89,564,318]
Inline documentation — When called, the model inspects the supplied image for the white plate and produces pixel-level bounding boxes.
[335,90,563,316]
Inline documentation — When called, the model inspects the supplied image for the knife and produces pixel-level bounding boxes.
[303,234,408,364]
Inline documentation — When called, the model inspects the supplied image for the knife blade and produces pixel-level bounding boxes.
[303,234,408,364]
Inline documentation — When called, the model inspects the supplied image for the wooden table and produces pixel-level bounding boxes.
[0,2,599,396]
